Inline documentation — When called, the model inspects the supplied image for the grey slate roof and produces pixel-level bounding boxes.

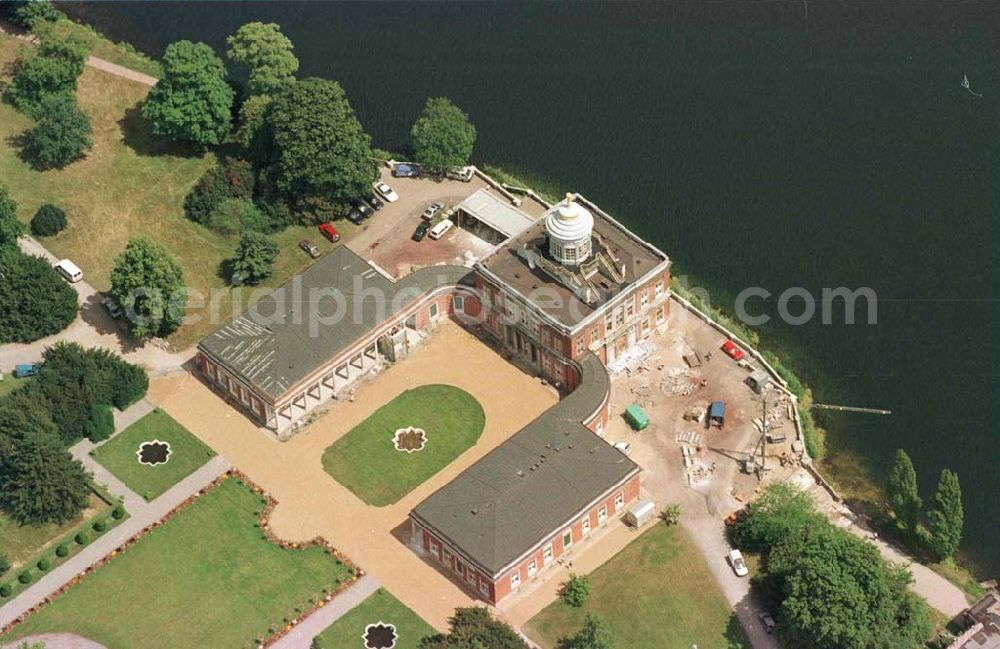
[199,246,472,400]
[410,352,639,577]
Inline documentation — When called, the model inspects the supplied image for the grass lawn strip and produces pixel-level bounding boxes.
[526,524,751,649]
[5,476,357,648]
[321,385,485,506]
[313,588,436,649]
[91,409,216,501]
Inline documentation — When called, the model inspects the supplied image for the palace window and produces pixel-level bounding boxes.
[510,571,521,589]
[640,289,649,307]
[655,280,665,297]
[563,530,573,550]
[527,559,537,577]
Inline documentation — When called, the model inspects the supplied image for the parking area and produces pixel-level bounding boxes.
[348,167,547,278]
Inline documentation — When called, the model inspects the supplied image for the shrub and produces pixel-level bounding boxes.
[0,582,11,597]
[83,402,114,442]
[206,198,267,236]
[183,159,255,224]
[93,518,107,533]
[0,246,78,344]
[75,530,89,545]
[11,0,63,30]
[662,504,681,526]
[560,573,592,608]
[30,203,67,236]
[37,556,51,571]
[18,570,33,584]
[55,543,70,557]
[311,638,327,649]
[112,504,125,520]
[0,553,9,577]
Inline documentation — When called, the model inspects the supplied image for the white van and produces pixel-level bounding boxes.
[428,219,454,240]
[54,259,83,283]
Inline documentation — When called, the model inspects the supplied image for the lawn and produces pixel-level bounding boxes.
[6,477,356,648]
[312,588,436,649]
[91,409,216,501]
[322,385,485,506]
[526,524,751,649]
[0,493,108,568]
[0,34,327,350]
[47,17,164,78]
[0,375,27,398]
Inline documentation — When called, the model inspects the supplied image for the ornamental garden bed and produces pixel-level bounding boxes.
[525,524,751,649]
[312,588,435,649]
[0,487,126,603]
[91,409,216,501]
[321,385,485,506]
[2,474,359,648]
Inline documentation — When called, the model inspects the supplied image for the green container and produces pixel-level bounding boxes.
[624,404,650,431]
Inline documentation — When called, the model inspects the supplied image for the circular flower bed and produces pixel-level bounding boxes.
[136,440,172,466]
[363,621,398,649]
[392,427,427,453]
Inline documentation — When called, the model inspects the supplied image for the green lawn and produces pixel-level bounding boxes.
[7,477,355,648]
[0,375,28,398]
[0,494,108,568]
[312,588,436,649]
[0,34,336,350]
[91,409,216,501]
[47,17,164,78]
[526,524,751,649]
[322,385,485,506]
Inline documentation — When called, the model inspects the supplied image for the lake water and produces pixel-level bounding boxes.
[58,2,998,577]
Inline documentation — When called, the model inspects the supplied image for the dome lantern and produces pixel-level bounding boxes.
[545,193,594,266]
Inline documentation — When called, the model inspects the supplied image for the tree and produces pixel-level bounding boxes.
[886,449,922,535]
[22,91,92,169]
[262,78,377,218]
[661,504,680,526]
[0,432,89,526]
[411,97,476,174]
[226,22,299,96]
[3,31,87,118]
[109,236,185,339]
[234,94,272,152]
[729,483,825,553]
[559,615,615,649]
[926,469,963,560]
[230,231,277,285]
[30,203,67,236]
[0,247,78,344]
[0,184,25,248]
[83,403,114,442]
[142,40,234,147]
[419,607,528,649]
[207,198,267,236]
[0,553,9,577]
[560,573,591,608]
[10,0,62,30]
[764,525,932,649]
[184,158,256,225]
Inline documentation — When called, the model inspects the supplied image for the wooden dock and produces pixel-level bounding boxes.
[813,403,892,415]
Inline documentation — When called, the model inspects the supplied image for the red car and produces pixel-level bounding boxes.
[721,339,745,361]
[318,223,340,243]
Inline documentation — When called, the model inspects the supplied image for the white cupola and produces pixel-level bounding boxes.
[545,193,594,266]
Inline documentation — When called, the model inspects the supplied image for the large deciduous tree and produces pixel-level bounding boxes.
[226,22,299,96]
[728,482,825,552]
[229,231,278,285]
[418,607,527,649]
[110,236,186,339]
[765,525,932,649]
[261,78,377,219]
[886,449,922,535]
[22,91,93,169]
[559,615,616,649]
[0,432,89,525]
[142,40,234,147]
[0,247,78,344]
[411,97,476,174]
[926,469,963,560]
[0,184,26,248]
[3,31,86,118]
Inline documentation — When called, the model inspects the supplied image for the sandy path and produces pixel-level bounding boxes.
[149,323,558,631]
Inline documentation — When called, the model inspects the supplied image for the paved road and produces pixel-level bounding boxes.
[0,236,191,375]
[270,575,383,649]
[0,455,230,629]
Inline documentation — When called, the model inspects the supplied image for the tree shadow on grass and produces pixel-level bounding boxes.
[117,101,204,158]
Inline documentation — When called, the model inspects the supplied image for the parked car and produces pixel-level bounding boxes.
[728,549,749,577]
[346,207,365,225]
[421,201,445,220]
[54,259,83,283]
[100,296,123,319]
[613,441,632,456]
[759,612,777,634]
[365,193,385,210]
[13,363,39,378]
[354,201,374,220]
[428,218,454,240]
[391,163,421,178]
[446,166,474,182]
[374,182,398,202]
[721,339,745,361]
[318,223,340,243]
[412,221,431,242]
[299,239,321,258]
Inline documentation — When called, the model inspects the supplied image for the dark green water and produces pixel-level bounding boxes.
[59,2,998,577]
